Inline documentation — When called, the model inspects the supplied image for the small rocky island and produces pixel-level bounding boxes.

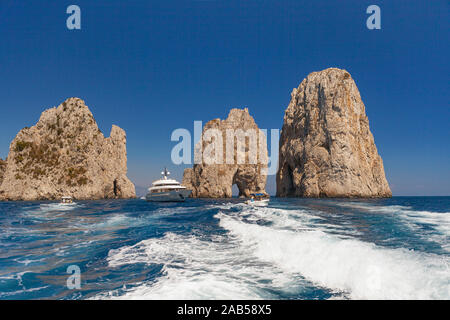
[0,98,135,201]
[277,68,391,197]
[183,108,268,198]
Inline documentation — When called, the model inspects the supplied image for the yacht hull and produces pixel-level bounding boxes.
[145,189,192,202]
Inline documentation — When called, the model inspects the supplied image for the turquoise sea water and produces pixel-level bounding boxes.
[0,197,449,300]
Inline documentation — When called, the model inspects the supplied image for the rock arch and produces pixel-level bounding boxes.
[182,108,268,198]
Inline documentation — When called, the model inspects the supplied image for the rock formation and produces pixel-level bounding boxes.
[182,108,268,198]
[0,158,6,187]
[277,68,391,197]
[0,98,136,201]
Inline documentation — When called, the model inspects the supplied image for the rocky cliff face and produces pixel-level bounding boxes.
[277,68,391,198]
[0,158,6,186]
[182,108,268,198]
[0,98,136,201]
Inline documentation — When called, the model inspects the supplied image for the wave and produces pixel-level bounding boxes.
[96,201,450,300]
[337,202,450,227]
[217,206,450,300]
[0,285,49,298]
[18,203,84,222]
[97,231,314,300]
[337,202,450,250]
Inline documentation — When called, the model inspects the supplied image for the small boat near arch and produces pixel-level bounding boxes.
[60,196,74,204]
[245,193,270,206]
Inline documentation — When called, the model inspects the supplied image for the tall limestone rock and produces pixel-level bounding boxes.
[0,158,6,186]
[0,98,136,201]
[277,68,391,198]
[182,108,268,198]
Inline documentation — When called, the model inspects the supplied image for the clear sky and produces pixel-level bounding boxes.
[0,0,449,196]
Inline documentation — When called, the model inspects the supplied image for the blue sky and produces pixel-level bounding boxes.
[0,0,449,195]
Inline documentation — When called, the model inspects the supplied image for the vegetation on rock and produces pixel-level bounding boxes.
[0,97,135,200]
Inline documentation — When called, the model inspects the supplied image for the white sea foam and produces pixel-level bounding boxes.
[337,202,450,230]
[97,202,450,300]
[13,257,46,266]
[20,203,83,221]
[337,202,450,250]
[97,231,308,300]
[236,205,361,238]
[218,207,450,300]
[39,203,81,212]
[0,285,49,298]
[81,214,140,231]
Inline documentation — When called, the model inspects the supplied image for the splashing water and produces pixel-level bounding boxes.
[0,197,449,299]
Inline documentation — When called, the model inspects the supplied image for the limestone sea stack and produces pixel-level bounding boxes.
[277,68,391,198]
[182,108,268,198]
[0,98,136,201]
[0,159,6,187]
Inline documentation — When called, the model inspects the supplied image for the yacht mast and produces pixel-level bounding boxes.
[161,167,170,180]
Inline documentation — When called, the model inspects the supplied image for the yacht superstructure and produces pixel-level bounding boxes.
[145,168,192,202]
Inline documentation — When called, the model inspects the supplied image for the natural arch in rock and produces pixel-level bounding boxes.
[231,183,240,197]
[276,163,295,196]
[182,108,268,198]
[276,68,391,198]
[232,169,248,198]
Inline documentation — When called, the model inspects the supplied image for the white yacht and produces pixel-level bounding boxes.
[145,168,192,202]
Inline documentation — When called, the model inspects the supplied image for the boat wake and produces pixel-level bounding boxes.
[218,206,449,299]
[336,202,450,251]
[99,201,450,300]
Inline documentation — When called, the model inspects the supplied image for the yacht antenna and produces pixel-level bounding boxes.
[161,167,170,179]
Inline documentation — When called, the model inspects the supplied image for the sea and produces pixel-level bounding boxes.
[0,197,448,300]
